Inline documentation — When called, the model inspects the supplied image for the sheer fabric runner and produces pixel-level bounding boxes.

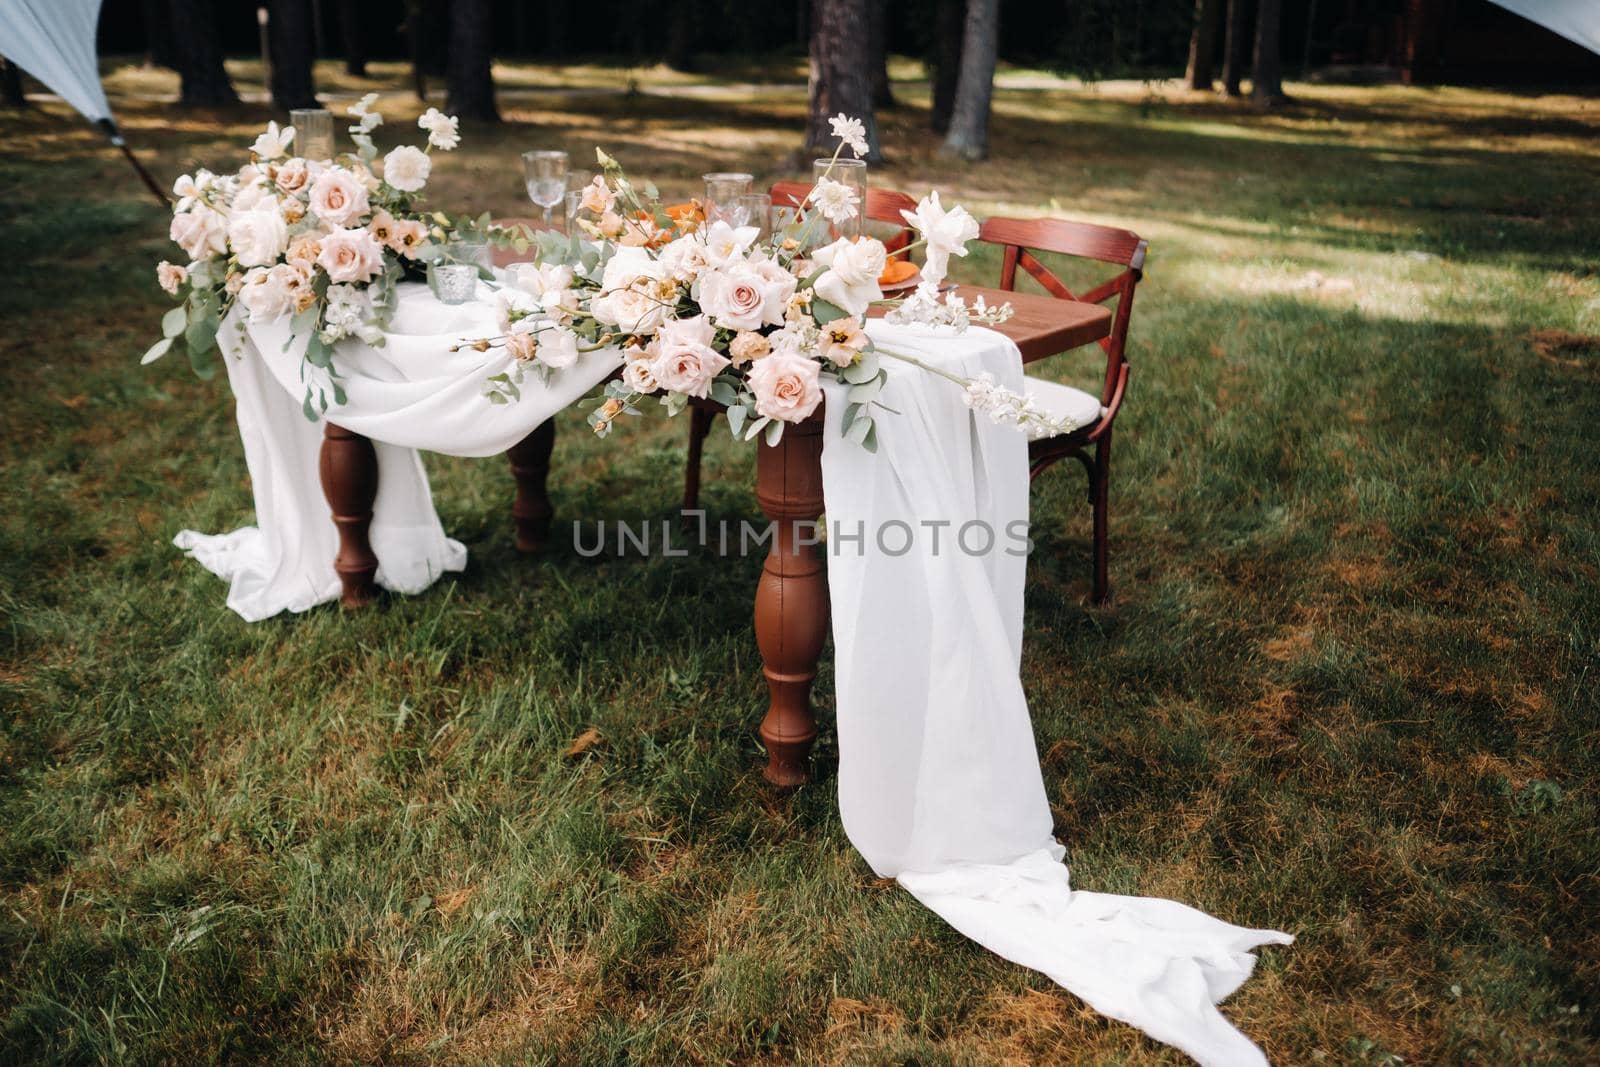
[821,324,1292,1067]
[177,288,1291,1062]
[175,281,617,620]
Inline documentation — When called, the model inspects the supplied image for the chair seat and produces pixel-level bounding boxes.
[1023,375,1105,436]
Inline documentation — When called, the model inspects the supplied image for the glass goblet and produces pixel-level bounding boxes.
[523,150,569,225]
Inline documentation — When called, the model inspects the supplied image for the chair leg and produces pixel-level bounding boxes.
[683,405,716,513]
[1090,430,1112,604]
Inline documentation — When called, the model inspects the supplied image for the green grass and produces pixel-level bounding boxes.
[2,63,1599,1064]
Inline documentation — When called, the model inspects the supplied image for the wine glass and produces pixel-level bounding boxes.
[703,171,753,227]
[523,150,569,225]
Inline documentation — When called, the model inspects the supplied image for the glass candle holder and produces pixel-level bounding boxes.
[813,157,866,241]
[429,262,478,305]
[289,108,334,161]
[564,189,585,232]
[739,193,772,238]
[702,171,753,226]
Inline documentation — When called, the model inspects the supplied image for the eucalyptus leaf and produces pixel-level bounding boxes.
[847,379,881,404]
[710,380,738,407]
[744,415,771,442]
[185,311,219,356]
[861,422,879,453]
[847,414,872,445]
[811,298,849,325]
[764,419,785,446]
[141,337,174,365]
[841,358,879,384]
[161,305,187,339]
[726,405,748,438]
[187,340,215,380]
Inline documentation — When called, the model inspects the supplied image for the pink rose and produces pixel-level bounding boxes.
[274,157,313,195]
[317,226,385,283]
[746,351,823,423]
[156,261,187,295]
[505,330,539,363]
[169,208,226,260]
[700,266,787,331]
[622,355,661,393]
[308,168,370,227]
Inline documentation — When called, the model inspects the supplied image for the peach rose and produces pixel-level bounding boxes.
[728,330,771,365]
[745,351,822,423]
[504,330,539,363]
[308,168,370,227]
[316,226,385,283]
[285,234,321,269]
[156,261,187,296]
[169,208,226,260]
[275,157,313,195]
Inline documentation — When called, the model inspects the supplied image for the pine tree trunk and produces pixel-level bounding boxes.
[929,0,964,133]
[140,0,179,69]
[1185,0,1219,90]
[167,0,239,106]
[1220,0,1250,97]
[1251,0,1284,104]
[938,0,999,161]
[806,0,879,159]
[338,0,367,76]
[868,0,895,108]
[269,0,319,110]
[446,0,499,120]
[667,0,697,72]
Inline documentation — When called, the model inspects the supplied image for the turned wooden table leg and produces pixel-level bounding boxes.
[319,422,380,608]
[506,419,556,553]
[753,411,827,787]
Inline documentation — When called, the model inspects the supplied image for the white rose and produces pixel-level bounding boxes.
[700,220,759,268]
[649,315,729,398]
[382,145,432,193]
[656,235,711,282]
[309,168,370,227]
[169,208,227,261]
[316,226,385,283]
[537,327,581,370]
[622,356,661,393]
[238,266,295,322]
[227,207,289,268]
[590,246,675,334]
[811,237,886,317]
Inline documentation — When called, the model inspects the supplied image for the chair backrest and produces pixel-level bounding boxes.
[978,216,1147,411]
[769,181,919,253]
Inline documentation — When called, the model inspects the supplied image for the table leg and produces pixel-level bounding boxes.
[753,412,827,786]
[506,419,556,553]
[319,422,379,608]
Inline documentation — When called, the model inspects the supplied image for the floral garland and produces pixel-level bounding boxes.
[145,96,474,417]
[471,115,1079,450]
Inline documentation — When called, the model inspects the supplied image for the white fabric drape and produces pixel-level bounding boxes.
[1487,0,1600,57]
[175,282,619,621]
[822,323,1292,1067]
[176,290,1291,1063]
[0,0,111,123]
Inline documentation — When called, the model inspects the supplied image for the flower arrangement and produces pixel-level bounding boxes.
[471,115,1078,450]
[144,96,474,417]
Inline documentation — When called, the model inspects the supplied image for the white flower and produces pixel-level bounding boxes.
[308,167,371,227]
[829,113,869,158]
[810,177,859,225]
[900,191,979,289]
[169,207,227,261]
[231,175,275,213]
[382,145,432,193]
[417,108,461,151]
[347,92,381,121]
[324,284,368,335]
[251,121,295,161]
[355,111,382,134]
[622,356,661,393]
[536,326,581,370]
[700,220,760,268]
[810,236,886,317]
[227,207,290,268]
[591,246,676,334]
[656,234,712,282]
[236,264,308,322]
[493,289,539,332]
[648,315,729,398]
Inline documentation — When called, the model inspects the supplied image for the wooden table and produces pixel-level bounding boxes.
[317,280,1111,787]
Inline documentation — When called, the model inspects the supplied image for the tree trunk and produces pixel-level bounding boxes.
[806,0,879,160]
[268,0,318,110]
[1220,0,1250,96]
[939,0,999,161]
[1185,0,1219,90]
[929,0,964,133]
[446,0,499,120]
[1,59,24,107]
[140,0,179,69]
[337,0,367,76]
[667,0,697,72]
[1251,0,1284,104]
[868,0,895,108]
[167,0,239,106]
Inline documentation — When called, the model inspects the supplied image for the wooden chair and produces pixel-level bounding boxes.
[680,183,922,513]
[978,217,1146,604]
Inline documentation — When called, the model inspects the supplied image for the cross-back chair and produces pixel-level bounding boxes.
[978,216,1146,603]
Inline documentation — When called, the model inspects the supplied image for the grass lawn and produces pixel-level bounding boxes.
[2,59,1598,1064]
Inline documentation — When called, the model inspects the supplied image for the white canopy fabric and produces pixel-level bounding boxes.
[1488,0,1600,56]
[0,0,110,124]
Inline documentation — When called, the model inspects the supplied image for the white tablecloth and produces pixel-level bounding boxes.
[176,287,1291,1065]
